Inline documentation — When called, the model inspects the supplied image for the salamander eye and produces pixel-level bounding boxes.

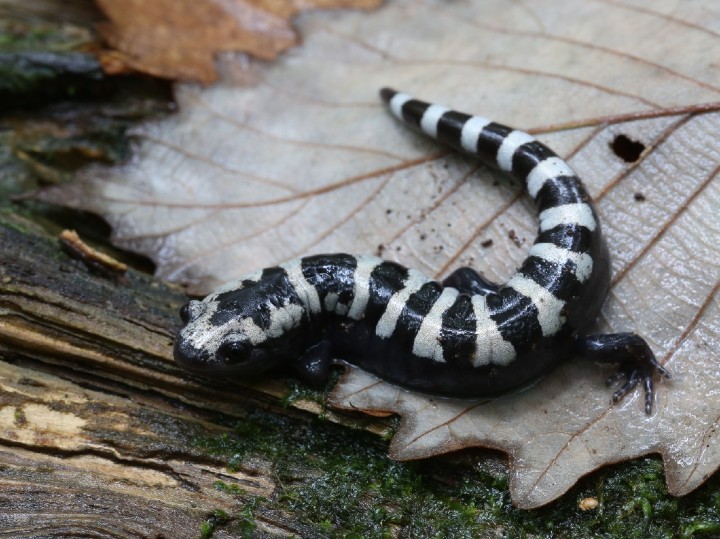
[179,303,192,323]
[217,341,250,364]
[179,300,202,324]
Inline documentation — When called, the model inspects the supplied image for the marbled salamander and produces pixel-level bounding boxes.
[174,88,670,413]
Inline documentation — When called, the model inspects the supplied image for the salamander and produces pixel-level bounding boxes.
[173,88,670,413]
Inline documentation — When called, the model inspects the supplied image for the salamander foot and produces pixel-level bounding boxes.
[574,333,671,414]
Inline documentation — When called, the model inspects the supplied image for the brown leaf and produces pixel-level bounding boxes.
[39,0,720,508]
[95,0,382,83]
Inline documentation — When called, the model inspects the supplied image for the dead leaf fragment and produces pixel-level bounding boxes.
[579,497,599,511]
[95,0,382,83]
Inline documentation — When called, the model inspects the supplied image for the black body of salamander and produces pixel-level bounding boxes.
[174,88,669,413]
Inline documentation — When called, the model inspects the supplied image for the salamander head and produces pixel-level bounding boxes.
[173,281,308,378]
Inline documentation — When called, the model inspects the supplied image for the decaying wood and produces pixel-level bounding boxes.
[0,214,387,537]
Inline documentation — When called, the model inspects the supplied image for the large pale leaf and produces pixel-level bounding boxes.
[37,0,720,508]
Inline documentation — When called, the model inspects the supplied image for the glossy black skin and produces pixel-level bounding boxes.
[175,245,608,400]
[313,258,600,398]
[175,250,664,411]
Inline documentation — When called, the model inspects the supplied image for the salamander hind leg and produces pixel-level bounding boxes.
[290,340,337,387]
[442,267,499,295]
[573,333,671,414]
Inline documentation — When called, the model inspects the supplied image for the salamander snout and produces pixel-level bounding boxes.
[173,333,212,374]
[173,299,230,374]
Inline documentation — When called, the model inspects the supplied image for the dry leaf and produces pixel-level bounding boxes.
[38,0,720,508]
[95,0,382,83]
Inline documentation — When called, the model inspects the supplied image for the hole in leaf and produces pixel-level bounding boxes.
[610,134,645,163]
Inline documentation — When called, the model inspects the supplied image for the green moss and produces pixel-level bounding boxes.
[281,379,330,409]
[195,408,720,538]
[682,522,720,538]
[206,483,264,538]
[213,480,247,497]
[0,20,94,54]
[199,510,231,539]
[13,407,26,426]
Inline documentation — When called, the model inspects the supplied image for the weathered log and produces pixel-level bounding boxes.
[0,214,381,537]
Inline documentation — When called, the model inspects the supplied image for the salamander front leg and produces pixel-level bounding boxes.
[291,340,335,387]
[573,333,671,414]
[442,267,499,295]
